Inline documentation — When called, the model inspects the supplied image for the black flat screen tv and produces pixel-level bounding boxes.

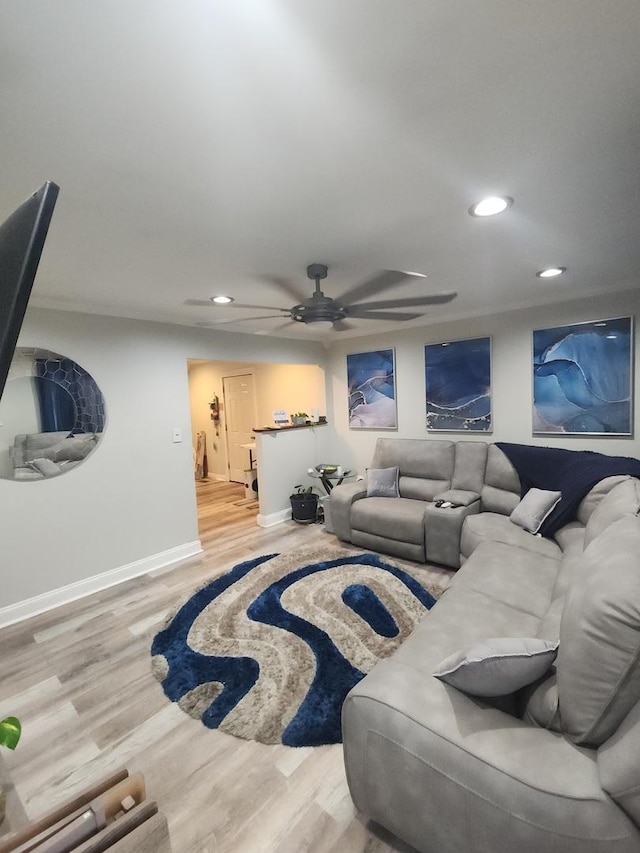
[0,180,60,400]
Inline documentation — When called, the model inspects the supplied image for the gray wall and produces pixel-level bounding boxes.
[0,307,327,611]
[3,286,639,614]
[326,288,640,474]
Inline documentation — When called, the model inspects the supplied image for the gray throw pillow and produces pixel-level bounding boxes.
[433,637,559,697]
[366,466,399,498]
[510,488,562,534]
[27,457,63,476]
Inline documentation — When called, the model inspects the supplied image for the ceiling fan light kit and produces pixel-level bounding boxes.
[190,263,457,332]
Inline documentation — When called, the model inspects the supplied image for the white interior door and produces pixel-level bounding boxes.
[223,373,257,483]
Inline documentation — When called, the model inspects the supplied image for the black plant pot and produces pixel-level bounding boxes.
[290,494,319,524]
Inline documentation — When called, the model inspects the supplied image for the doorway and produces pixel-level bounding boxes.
[222,373,257,483]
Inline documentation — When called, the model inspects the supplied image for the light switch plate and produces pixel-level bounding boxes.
[172,428,182,443]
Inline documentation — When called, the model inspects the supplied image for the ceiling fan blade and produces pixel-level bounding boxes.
[349,292,458,310]
[261,275,308,303]
[337,270,421,306]
[332,319,357,332]
[258,320,299,334]
[344,309,424,321]
[232,302,291,312]
[210,314,290,327]
[185,298,289,312]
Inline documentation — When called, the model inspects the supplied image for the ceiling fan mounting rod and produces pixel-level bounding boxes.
[306,263,328,281]
[307,263,328,296]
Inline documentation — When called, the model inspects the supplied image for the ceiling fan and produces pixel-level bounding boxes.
[185,264,457,332]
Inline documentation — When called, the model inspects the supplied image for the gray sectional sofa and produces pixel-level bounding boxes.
[335,438,640,853]
[9,431,99,479]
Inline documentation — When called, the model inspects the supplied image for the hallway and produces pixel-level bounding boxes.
[195,476,259,551]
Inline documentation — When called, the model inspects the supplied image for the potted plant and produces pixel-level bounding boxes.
[291,412,309,425]
[290,485,319,523]
[0,716,21,826]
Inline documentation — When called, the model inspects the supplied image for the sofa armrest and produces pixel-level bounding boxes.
[330,480,367,543]
[343,660,637,853]
[425,499,480,568]
[433,488,481,507]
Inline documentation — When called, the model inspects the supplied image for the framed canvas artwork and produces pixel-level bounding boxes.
[532,316,633,435]
[347,348,397,429]
[425,336,492,432]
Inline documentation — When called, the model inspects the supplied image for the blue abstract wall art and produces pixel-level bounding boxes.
[425,337,492,432]
[533,316,633,435]
[347,348,397,429]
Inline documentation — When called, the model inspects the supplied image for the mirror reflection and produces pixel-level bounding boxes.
[0,348,106,480]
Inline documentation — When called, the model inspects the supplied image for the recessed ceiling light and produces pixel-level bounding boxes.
[468,196,513,217]
[536,267,567,278]
[211,295,234,304]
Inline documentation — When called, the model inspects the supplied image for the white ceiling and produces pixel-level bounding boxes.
[3,0,640,341]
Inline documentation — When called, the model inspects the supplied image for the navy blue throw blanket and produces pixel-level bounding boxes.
[496,443,640,536]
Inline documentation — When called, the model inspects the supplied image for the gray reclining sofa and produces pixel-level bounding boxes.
[331,438,515,568]
[334,438,640,852]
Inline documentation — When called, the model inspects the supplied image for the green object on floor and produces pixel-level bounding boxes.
[0,717,21,750]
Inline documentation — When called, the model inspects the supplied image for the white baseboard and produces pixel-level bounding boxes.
[256,508,291,528]
[0,540,203,629]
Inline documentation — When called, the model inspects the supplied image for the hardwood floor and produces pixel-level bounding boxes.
[0,477,451,852]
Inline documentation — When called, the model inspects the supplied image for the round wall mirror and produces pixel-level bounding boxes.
[0,348,106,480]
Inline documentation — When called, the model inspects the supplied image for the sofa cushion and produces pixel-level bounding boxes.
[480,444,521,515]
[433,637,559,698]
[366,467,399,498]
[371,437,454,479]
[510,488,562,534]
[399,475,451,501]
[576,475,631,526]
[449,540,560,619]
[394,586,545,674]
[13,431,69,468]
[558,515,640,746]
[32,434,96,464]
[461,513,562,562]
[370,437,454,502]
[351,496,427,545]
[451,440,488,493]
[583,478,640,548]
[552,521,586,555]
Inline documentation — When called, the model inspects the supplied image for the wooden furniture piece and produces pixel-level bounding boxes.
[0,768,171,853]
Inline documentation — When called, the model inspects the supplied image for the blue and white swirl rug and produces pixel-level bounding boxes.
[151,546,437,747]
